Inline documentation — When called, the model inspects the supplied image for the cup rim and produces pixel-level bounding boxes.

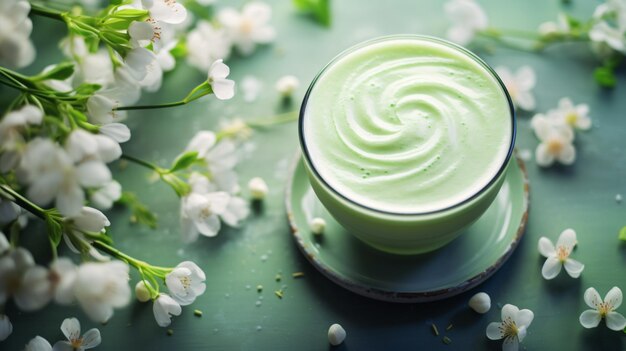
[298,34,517,217]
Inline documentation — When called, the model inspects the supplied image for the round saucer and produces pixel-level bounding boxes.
[285,152,529,303]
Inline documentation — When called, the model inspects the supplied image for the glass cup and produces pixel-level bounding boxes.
[298,35,516,255]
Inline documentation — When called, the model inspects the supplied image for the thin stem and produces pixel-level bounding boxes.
[246,110,298,128]
[91,240,172,275]
[121,154,164,173]
[115,100,187,111]
[0,184,46,220]
[29,3,65,21]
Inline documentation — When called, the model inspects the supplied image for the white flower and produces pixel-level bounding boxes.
[218,118,252,141]
[309,217,326,235]
[469,292,491,314]
[538,13,570,36]
[90,180,122,210]
[53,317,101,351]
[0,0,35,69]
[87,94,127,125]
[531,116,576,167]
[208,59,235,100]
[180,192,230,242]
[102,66,142,106]
[15,264,52,311]
[495,66,536,111]
[275,75,299,97]
[327,324,346,346]
[165,261,206,306]
[135,280,152,302]
[49,258,78,305]
[146,0,187,25]
[153,293,182,327]
[538,229,584,280]
[589,0,626,54]
[139,39,178,92]
[444,0,488,45]
[0,231,9,255]
[99,123,131,143]
[0,198,27,228]
[0,105,43,173]
[69,207,110,234]
[186,21,232,72]
[65,130,122,164]
[74,261,131,323]
[185,131,240,193]
[0,314,12,341]
[551,98,592,131]
[241,75,263,102]
[580,287,626,331]
[217,1,276,55]
[25,336,52,351]
[0,247,33,305]
[221,196,249,227]
[486,304,534,351]
[248,177,268,200]
[20,138,111,216]
[73,50,114,87]
[123,47,157,82]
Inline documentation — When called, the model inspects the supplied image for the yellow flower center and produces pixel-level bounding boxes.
[71,338,83,348]
[565,113,578,126]
[556,245,570,262]
[180,276,191,289]
[240,19,254,34]
[547,138,564,155]
[597,302,613,317]
[500,316,519,339]
[200,206,212,219]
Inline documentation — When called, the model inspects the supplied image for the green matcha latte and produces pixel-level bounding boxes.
[302,36,513,215]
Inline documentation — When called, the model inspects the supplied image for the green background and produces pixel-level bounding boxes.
[4,0,626,350]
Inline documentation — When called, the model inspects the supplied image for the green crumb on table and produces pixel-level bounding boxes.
[619,226,626,241]
[431,323,439,336]
[256,285,263,292]
[292,272,305,278]
[194,309,203,317]
[443,336,452,345]
[167,329,174,336]
[275,274,282,282]
[275,290,284,299]
[446,324,453,331]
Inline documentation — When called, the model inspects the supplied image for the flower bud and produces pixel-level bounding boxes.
[135,281,152,303]
[248,177,268,200]
[327,323,346,346]
[469,292,491,314]
[309,218,326,235]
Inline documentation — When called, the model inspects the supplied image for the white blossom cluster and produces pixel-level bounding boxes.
[186,1,276,72]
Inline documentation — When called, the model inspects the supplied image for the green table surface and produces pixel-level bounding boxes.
[4,0,626,350]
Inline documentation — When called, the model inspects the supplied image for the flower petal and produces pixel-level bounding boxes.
[579,309,601,328]
[211,79,235,100]
[194,215,221,237]
[563,259,584,278]
[51,341,74,351]
[541,256,562,280]
[515,309,534,328]
[56,185,84,218]
[485,322,503,340]
[502,336,519,351]
[537,237,555,257]
[81,328,101,348]
[501,304,519,321]
[209,59,230,80]
[605,312,626,331]
[556,143,576,165]
[60,317,81,341]
[556,229,577,249]
[584,287,602,309]
[25,336,52,351]
[515,66,536,90]
[0,314,12,341]
[604,286,622,310]
[535,143,555,167]
[515,92,536,111]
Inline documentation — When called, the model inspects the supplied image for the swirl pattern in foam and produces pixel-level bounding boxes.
[302,37,513,214]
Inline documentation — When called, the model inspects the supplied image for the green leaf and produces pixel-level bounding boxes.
[110,8,149,19]
[293,0,331,27]
[619,226,626,241]
[170,41,187,58]
[45,215,63,247]
[594,66,617,88]
[33,62,75,81]
[117,191,158,229]
[169,151,200,173]
[74,83,102,95]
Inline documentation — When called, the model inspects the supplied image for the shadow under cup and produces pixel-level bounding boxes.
[298,35,516,255]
